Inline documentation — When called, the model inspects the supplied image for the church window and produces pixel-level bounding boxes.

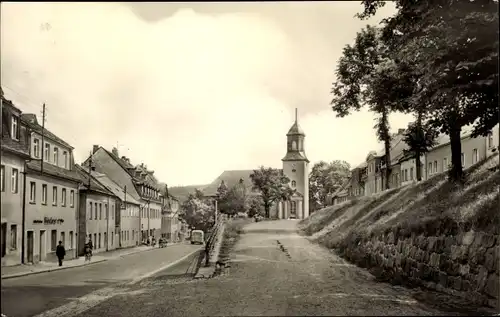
[291,141,297,150]
[291,180,296,187]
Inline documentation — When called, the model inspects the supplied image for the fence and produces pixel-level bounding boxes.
[204,216,224,267]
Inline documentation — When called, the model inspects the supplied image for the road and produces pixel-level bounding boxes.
[2,221,481,317]
[0,244,202,317]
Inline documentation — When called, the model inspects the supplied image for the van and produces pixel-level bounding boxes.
[191,230,205,245]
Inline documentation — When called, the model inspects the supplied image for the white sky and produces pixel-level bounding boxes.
[1,2,413,186]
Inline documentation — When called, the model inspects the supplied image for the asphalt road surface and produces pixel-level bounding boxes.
[3,220,484,317]
[1,244,202,317]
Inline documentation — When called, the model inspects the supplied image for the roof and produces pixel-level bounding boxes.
[202,169,258,197]
[27,160,82,183]
[352,131,407,170]
[282,151,309,162]
[90,170,141,205]
[21,113,73,149]
[287,121,305,136]
[74,165,115,196]
[1,98,30,158]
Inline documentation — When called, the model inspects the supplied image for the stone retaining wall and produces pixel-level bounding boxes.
[339,229,499,309]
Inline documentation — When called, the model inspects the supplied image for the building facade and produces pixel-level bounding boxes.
[75,165,119,255]
[83,146,162,244]
[21,113,81,263]
[1,92,31,266]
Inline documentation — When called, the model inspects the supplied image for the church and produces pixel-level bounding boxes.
[202,109,310,220]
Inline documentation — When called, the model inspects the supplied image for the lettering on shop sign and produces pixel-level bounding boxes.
[32,217,64,225]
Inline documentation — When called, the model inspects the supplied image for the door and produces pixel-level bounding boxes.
[39,230,46,261]
[27,231,34,263]
[290,201,297,218]
[1,223,6,258]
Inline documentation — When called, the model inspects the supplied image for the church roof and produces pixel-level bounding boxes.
[286,121,305,136]
[282,152,309,162]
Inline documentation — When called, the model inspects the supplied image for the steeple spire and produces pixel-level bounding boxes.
[295,108,298,123]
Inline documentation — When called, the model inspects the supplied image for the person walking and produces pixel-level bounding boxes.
[56,241,66,267]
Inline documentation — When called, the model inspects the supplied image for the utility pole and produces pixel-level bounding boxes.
[40,103,46,174]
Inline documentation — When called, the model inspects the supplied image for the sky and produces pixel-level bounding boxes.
[1,2,413,187]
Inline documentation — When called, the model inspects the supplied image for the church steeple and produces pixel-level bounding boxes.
[282,108,308,162]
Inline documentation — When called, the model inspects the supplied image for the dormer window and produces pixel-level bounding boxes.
[11,115,19,140]
[53,147,59,165]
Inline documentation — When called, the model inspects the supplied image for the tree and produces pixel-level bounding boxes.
[180,193,215,233]
[217,180,249,217]
[250,166,294,218]
[357,0,499,183]
[402,119,439,181]
[331,26,411,189]
[309,160,351,211]
[247,196,264,218]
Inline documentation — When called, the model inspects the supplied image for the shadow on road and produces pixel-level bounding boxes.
[242,229,297,235]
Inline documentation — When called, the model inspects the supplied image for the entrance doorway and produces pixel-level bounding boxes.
[290,201,297,218]
[27,231,34,263]
[39,230,46,262]
[1,223,6,258]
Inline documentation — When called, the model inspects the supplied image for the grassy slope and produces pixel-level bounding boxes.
[299,153,500,249]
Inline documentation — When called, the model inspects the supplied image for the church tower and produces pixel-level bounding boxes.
[280,108,309,219]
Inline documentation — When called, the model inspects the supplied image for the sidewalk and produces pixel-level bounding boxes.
[1,243,180,280]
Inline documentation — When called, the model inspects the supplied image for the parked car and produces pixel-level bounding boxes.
[191,230,205,245]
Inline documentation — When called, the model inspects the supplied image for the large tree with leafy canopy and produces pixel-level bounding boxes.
[309,160,351,211]
[217,180,249,216]
[331,25,413,189]
[180,192,215,233]
[250,167,294,218]
[357,0,499,183]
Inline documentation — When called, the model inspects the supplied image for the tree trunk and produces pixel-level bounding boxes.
[449,119,464,184]
[384,137,391,190]
[415,111,423,181]
[264,202,270,218]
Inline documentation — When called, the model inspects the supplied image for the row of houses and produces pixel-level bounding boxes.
[328,125,500,205]
[1,89,186,267]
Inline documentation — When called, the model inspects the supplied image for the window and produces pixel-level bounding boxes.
[473,149,478,164]
[89,203,93,220]
[1,165,5,192]
[11,168,18,193]
[428,163,432,175]
[105,204,108,219]
[94,233,97,248]
[11,115,19,140]
[443,158,448,171]
[461,153,465,167]
[95,203,98,219]
[410,168,414,180]
[291,180,296,187]
[61,188,66,206]
[434,161,438,173]
[63,151,68,168]
[99,203,102,220]
[51,230,57,251]
[53,147,59,165]
[52,186,58,205]
[404,169,408,181]
[98,233,101,249]
[33,139,40,158]
[29,182,36,203]
[44,143,50,162]
[10,225,17,250]
[69,231,74,249]
[60,232,65,247]
[70,190,74,207]
[488,133,494,148]
[112,204,114,219]
[104,232,107,247]
[42,184,47,205]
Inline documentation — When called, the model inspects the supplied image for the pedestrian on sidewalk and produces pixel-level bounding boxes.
[56,241,66,267]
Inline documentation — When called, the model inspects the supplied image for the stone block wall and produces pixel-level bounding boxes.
[339,228,499,309]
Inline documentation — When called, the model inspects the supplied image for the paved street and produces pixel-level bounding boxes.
[1,244,202,317]
[27,220,471,317]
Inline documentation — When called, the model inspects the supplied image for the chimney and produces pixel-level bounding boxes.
[93,145,99,154]
[112,147,119,157]
[398,129,405,134]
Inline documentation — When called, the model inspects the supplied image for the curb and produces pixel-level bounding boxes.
[1,258,108,280]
